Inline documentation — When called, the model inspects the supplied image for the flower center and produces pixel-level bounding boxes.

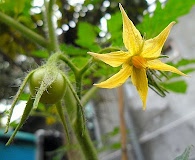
[132,56,147,69]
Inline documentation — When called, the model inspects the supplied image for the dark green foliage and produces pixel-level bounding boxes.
[76,22,100,51]
[137,0,195,38]
[107,11,123,47]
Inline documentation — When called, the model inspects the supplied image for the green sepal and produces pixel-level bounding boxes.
[5,70,35,133]
[56,101,70,143]
[62,73,86,134]
[32,66,58,109]
[147,70,168,97]
[6,96,34,145]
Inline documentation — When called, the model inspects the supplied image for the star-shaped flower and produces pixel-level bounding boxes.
[88,4,186,110]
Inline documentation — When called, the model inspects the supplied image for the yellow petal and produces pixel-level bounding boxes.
[94,64,132,88]
[141,22,175,58]
[119,4,143,54]
[88,51,130,67]
[131,67,148,110]
[147,59,187,76]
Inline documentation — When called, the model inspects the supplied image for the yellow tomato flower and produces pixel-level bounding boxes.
[88,4,186,110]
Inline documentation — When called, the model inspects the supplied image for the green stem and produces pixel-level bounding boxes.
[75,74,98,160]
[44,0,59,52]
[60,54,92,98]
[63,75,98,160]
[75,74,82,99]
[64,86,85,160]
[63,74,85,126]
[79,58,93,75]
[74,115,98,160]
[59,54,79,74]
[0,12,48,48]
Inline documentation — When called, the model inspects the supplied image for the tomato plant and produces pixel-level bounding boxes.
[29,68,66,104]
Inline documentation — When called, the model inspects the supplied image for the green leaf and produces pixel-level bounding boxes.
[107,11,122,33]
[110,142,121,150]
[168,58,195,68]
[60,44,88,56]
[137,0,195,38]
[166,58,195,79]
[84,0,100,5]
[14,0,26,15]
[174,146,193,160]
[71,57,89,68]
[161,80,187,93]
[93,62,120,79]
[0,0,15,13]
[107,127,120,137]
[176,59,195,67]
[76,22,100,51]
[107,11,123,47]
[168,68,195,79]
[0,0,31,16]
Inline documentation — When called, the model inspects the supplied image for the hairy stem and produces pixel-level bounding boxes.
[75,74,82,99]
[63,76,98,160]
[64,86,85,160]
[62,74,85,128]
[74,113,98,160]
[59,54,79,74]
